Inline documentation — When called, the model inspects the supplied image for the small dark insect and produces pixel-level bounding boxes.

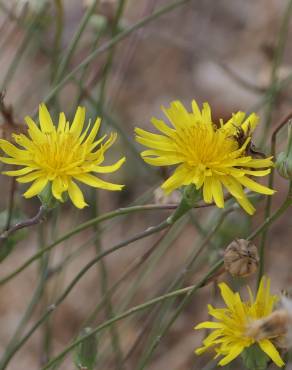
[233,123,266,158]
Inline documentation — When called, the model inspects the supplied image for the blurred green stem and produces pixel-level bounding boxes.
[39,0,195,108]
[53,0,99,84]
[0,218,170,370]
[0,203,177,285]
[51,0,64,82]
[40,259,222,370]
[98,0,127,107]
[257,183,292,285]
[3,194,290,370]
[91,191,124,370]
[260,0,292,145]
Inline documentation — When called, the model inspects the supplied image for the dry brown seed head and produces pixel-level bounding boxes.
[224,239,259,277]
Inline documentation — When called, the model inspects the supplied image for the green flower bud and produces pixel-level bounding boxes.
[74,327,98,370]
[276,123,292,180]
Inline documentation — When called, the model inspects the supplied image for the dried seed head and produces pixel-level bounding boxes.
[224,239,259,277]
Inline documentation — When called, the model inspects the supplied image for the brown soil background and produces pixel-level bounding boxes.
[0,1,291,369]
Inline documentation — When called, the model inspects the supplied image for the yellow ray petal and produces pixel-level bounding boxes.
[195,321,224,329]
[84,117,101,145]
[218,344,244,366]
[237,176,275,195]
[17,171,44,183]
[150,117,175,137]
[258,339,284,367]
[92,157,125,173]
[57,112,66,133]
[203,176,213,203]
[218,283,236,310]
[39,103,55,133]
[235,195,256,215]
[70,106,86,138]
[74,173,124,191]
[211,177,224,208]
[52,177,67,200]
[67,180,88,209]
[23,177,48,198]
[0,139,30,159]
[3,167,35,177]
[161,165,189,194]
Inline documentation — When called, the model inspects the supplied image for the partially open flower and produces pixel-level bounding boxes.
[224,239,259,277]
[195,277,284,367]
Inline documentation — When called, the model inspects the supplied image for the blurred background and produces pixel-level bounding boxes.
[0,0,291,369]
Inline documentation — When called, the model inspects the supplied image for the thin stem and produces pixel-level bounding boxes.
[41,260,222,370]
[91,191,124,370]
[0,4,47,90]
[257,185,292,285]
[128,209,231,366]
[136,208,232,369]
[261,0,292,143]
[4,177,17,231]
[11,195,289,370]
[37,0,194,108]
[98,0,127,107]
[50,0,64,82]
[0,205,47,242]
[53,0,99,84]
[136,194,292,369]
[0,219,170,369]
[0,204,175,285]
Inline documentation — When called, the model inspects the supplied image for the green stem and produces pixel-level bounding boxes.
[0,219,170,370]
[98,0,127,107]
[91,191,124,370]
[41,260,222,370]
[53,0,99,84]
[138,196,292,369]
[136,208,232,369]
[50,0,64,82]
[38,0,194,108]
[0,4,47,90]
[9,195,289,370]
[260,0,292,145]
[0,204,176,285]
[257,185,292,285]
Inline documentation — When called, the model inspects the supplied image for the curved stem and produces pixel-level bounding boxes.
[0,204,175,285]
[0,219,170,369]
[40,259,222,370]
[38,0,194,109]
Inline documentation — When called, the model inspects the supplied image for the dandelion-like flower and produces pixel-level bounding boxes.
[0,104,125,208]
[135,100,274,214]
[194,277,284,367]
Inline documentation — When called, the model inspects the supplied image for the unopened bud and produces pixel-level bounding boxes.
[224,239,259,277]
[276,122,292,180]
[276,151,292,179]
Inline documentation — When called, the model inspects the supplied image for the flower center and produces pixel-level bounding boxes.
[173,124,238,167]
[34,132,87,176]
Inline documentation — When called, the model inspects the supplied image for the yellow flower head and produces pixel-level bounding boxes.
[135,100,275,214]
[0,104,125,209]
[194,277,284,367]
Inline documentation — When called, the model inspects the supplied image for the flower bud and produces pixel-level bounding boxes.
[224,239,259,277]
[276,122,292,180]
[276,151,292,179]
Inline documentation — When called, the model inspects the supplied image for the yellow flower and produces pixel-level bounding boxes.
[135,100,274,214]
[194,277,284,367]
[0,104,125,209]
